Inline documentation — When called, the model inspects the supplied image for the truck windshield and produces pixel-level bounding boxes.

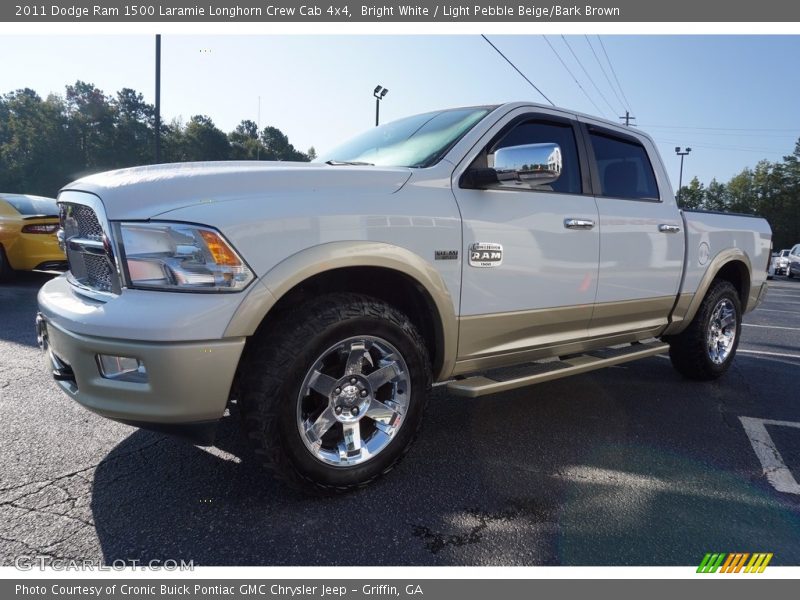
[317,107,493,168]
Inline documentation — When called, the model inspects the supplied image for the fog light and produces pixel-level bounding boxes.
[97,354,148,383]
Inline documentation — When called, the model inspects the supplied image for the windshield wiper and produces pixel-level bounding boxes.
[325,160,374,166]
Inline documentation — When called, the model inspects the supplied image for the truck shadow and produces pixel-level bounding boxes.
[88,360,800,566]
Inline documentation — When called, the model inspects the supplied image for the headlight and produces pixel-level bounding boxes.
[118,222,254,292]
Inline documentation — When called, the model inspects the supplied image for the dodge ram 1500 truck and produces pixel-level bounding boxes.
[37,102,771,492]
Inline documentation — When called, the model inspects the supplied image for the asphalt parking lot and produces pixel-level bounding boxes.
[1,273,800,566]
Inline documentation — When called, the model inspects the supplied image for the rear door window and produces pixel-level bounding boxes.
[589,132,660,201]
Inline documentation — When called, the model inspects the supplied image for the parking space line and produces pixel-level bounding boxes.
[743,323,800,331]
[739,417,800,495]
[737,349,800,359]
[753,308,799,315]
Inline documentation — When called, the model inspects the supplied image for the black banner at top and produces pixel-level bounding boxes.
[4,0,800,22]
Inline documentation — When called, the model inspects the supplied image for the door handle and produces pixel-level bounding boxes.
[564,218,596,230]
[658,224,681,234]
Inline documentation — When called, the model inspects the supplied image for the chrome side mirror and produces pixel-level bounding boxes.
[492,142,562,188]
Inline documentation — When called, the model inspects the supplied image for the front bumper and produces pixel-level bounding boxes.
[36,290,246,445]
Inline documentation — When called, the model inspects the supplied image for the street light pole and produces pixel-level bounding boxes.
[675,146,691,204]
[155,34,161,164]
[373,85,389,127]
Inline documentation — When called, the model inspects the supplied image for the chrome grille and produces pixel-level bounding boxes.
[69,204,104,240]
[59,196,120,295]
[83,253,115,292]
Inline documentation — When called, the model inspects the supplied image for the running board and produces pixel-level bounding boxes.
[446,341,669,398]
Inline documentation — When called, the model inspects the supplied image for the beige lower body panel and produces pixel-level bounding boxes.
[454,296,674,376]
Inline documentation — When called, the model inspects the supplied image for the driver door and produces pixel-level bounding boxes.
[451,108,600,371]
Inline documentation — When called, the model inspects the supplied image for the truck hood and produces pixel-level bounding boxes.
[61,161,413,220]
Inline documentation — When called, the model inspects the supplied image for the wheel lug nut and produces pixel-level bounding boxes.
[351,407,359,416]
[335,406,342,415]
[350,378,357,384]
[360,390,368,397]
[334,387,341,395]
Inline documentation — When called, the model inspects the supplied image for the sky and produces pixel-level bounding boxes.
[3,34,799,188]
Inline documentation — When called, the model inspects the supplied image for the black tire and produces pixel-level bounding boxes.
[238,293,432,494]
[665,280,742,381]
[0,245,15,282]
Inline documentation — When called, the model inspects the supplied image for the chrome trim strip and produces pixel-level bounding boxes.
[67,238,106,256]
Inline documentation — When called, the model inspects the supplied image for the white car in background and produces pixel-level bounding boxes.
[772,249,791,276]
[788,245,800,278]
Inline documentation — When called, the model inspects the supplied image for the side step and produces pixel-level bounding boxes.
[446,341,670,398]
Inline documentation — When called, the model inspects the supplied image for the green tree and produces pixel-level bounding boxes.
[726,168,757,215]
[184,115,230,161]
[64,81,116,171]
[704,178,728,212]
[228,119,263,160]
[677,176,705,210]
[112,88,154,166]
[778,141,800,247]
[261,125,308,161]
[0,89,73,196]
[0,82,314,194]
[160,117,185,163]
[163,115,230,162]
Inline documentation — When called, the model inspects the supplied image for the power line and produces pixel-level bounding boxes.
[597,36,633,114]
[480,35,554,106]
[642,124,799,133]
[542,35,605,117]
[584,35,627,115]
[561,35,616,117]
[643,128,797,139]
[655,138,789,156]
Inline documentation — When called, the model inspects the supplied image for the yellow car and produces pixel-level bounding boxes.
[0,193,66,281]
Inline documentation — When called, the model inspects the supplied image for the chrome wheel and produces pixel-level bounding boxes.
[706,298,737,365]
[296,336,411,467]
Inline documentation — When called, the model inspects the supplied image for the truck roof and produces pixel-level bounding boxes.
[494,101,657,146]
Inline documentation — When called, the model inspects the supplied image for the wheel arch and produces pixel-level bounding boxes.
[665,248,752,335]
[224,241,458,381]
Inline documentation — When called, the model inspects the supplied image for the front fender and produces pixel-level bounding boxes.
[223,241,458,380]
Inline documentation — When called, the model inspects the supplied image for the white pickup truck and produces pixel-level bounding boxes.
[37,102,771,492]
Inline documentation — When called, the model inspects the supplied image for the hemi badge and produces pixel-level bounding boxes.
[469,242,503,268]
[435,250,459,260]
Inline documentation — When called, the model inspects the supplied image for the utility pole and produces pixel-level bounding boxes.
[257,95,261,160]
[373,85,388,127]
[619,111,636,126]
[154,34,161,164]
[675,147,692,204]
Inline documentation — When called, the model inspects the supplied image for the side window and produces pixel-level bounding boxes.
[589,132,660,200]
[488,120,582,194]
